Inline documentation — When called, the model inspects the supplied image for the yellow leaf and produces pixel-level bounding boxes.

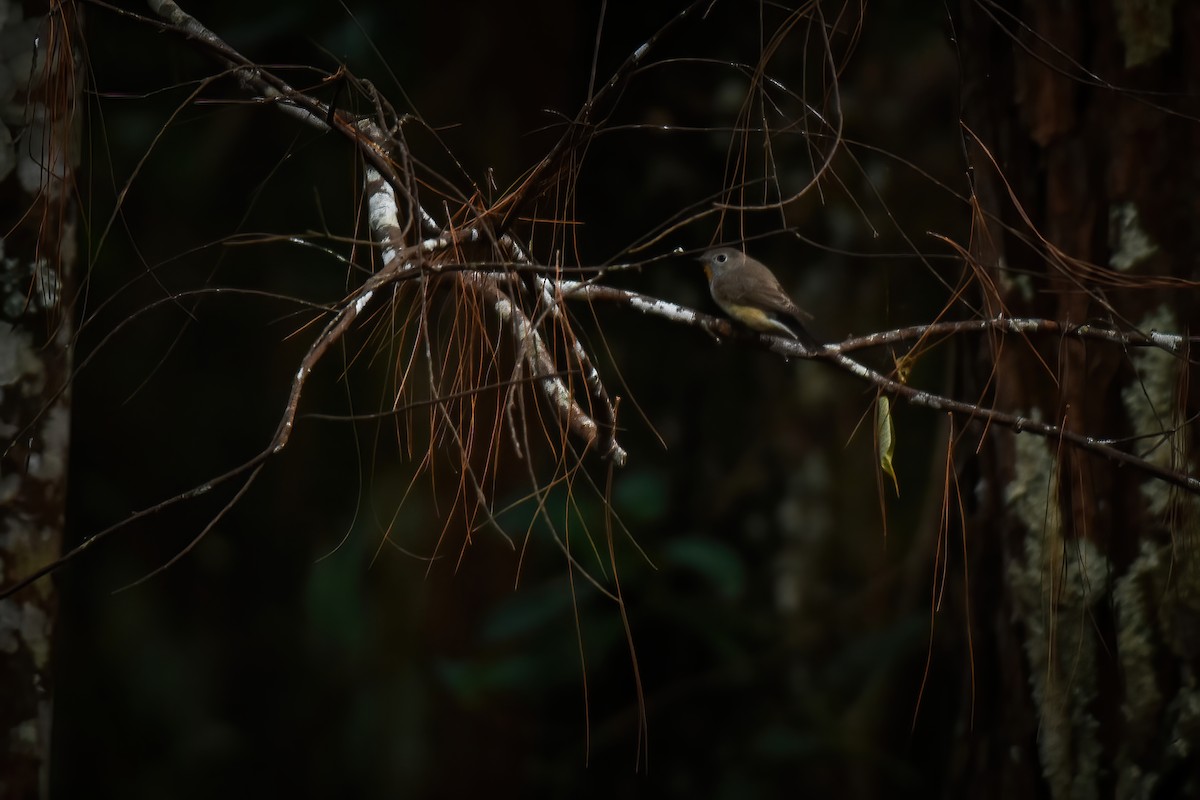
[876,395,900,496]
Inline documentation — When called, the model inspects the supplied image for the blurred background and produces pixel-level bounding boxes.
[55,1,972,797]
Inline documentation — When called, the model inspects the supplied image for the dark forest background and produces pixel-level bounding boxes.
[32,1,1138,797]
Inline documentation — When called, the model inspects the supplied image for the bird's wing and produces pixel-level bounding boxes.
[716,263,813,322]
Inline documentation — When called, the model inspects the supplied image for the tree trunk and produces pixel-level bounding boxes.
[957,1,1200,796]
[0,2,81,797]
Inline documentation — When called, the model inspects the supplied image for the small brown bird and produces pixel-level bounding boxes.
[698,247,817,346]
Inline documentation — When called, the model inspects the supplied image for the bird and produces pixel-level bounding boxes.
[698,247,817,346]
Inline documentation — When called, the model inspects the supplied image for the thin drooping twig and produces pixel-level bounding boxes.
[359,165,627,465]
[0,0,641,601]
[131,0,632,467]
[9,1,1197,608]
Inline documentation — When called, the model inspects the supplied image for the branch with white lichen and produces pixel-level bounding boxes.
[565,282,1200,494]
[7,0,1196,605]
[139,0,1200,498]
[140,1,631,469]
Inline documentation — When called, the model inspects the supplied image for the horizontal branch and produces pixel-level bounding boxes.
[562,281,1200,495]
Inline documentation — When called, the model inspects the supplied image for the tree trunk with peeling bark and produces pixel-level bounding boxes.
[0,2,80,798]
[955,2,1200,796]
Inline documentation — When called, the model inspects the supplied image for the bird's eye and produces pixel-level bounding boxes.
[715,253,727,264]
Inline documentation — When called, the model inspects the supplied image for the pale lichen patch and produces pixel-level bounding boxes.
[1114,541,1166,778]
[998,264,1035,304]
[0,323,44,390]
[28,404,67,482]
[1121,306,1193,517]
[1113,0,1175,68]
[1005,417,1109,799]
[1109,202,1159,271]
[1166,682,1200,762]
[0,597,49,666]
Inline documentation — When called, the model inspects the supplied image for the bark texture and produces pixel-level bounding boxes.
[957,1,1200,796]
[0,2,80,798]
